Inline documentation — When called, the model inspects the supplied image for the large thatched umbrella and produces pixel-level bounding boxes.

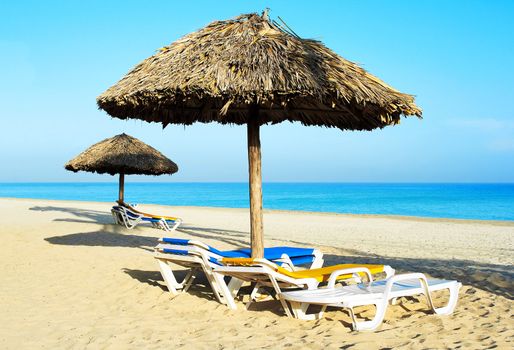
[65,133,178,202]
[97,11,421,257]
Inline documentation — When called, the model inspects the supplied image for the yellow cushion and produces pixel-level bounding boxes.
[276,264,384,282]
[221,258,384,283]
[119,201,179,221]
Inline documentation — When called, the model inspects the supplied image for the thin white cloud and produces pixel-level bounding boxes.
[447,118,514,131]
[487,139,514,152]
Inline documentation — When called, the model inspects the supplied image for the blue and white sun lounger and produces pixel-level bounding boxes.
[111,205,181,232]
[154,238,324,309]
[160,238,323,268]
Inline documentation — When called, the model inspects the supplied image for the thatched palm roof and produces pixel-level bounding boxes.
[65,133,178,176]
[97,12,421,130]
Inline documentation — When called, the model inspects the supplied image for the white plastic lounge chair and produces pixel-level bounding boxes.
[281,269,461,331]
[158,238,324,269]
[213,258,395,315]
[111,205,182,232]
[154,239,324,309]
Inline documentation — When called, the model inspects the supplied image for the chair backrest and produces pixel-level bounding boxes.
[156,243,223,266]
[112,205,141,219]
[160,238,214,253]
[221,258,281,271]
[119,202,179,221]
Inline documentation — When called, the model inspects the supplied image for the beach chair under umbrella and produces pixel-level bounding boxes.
[96,10,422,257]
[65,133,181,231]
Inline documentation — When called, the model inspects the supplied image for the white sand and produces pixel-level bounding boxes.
[0,198,512,349]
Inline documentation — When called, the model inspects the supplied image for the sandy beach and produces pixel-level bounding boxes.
[0,197,512,349]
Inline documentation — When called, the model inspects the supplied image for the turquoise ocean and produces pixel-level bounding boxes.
[1,183,513,221]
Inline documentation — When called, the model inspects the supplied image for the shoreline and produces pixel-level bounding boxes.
[2,196,514,227]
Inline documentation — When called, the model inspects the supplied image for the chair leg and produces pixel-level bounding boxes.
[249,283,261,301]
[170,219,181,231]
[288,301,303,319]
[158,219,180,232]
[125,216,140,229]
[211,272,237,310]
[262,276,294,318]
[431,283,462,315]
[202,269,226,304]
[245,284,260,310]
[278,296,295,318]
[227,277,244,299]
[299,302,326,320]
[111,211,119,225]
[181,269,196,293]
[288,302,324,320]
[156,259,181,296]
[350,301,388,331]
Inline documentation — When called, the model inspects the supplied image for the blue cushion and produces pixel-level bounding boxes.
[161,248,222,265]
[214,249,251,258]
[288,255,315,266]
[209,257,222,265]
[236,247,315,260]
[142,217,158,222]
[125,210,141,219]
[161,248,189,255]
[161,238,190,245]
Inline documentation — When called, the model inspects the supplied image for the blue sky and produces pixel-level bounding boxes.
[1,0,513,182]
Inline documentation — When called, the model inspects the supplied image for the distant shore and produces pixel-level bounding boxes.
[1,196,513,227]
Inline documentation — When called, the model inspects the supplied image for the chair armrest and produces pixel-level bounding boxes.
[383,265,395,279]
[273,254,296,271]
[188,240,211,251]
[327,267,373,288]
[383,273,428,296]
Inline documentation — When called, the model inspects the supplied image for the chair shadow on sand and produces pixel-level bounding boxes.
[34,205,159,251]
[30,205,114,224]
[320,254,513,300]
[36,205,513,300]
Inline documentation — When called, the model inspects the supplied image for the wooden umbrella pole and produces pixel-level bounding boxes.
[247,105,264,258]
[118,172,125,203]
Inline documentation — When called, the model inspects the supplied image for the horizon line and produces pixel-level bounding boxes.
[1,181,513,185]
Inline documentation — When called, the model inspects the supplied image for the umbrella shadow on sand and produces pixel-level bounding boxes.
[43,225,251,251]
[321,253,513,300]
[36,205,252,251]
[45,230,158,251]
[30,205,114,224]
[43,224,252,252]
[34,205,159,251]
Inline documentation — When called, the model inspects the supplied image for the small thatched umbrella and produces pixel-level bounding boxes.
[65,133,178,202]
[97,11,421,257]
